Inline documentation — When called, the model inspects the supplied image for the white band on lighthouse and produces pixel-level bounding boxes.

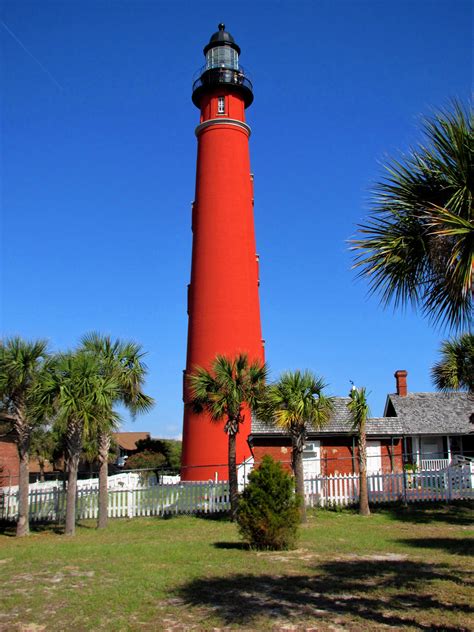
[195,118,251,137]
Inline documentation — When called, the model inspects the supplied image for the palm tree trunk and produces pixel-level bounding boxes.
[358,422,370,516]
[65,454,80,536]
[228,429,239,522]
[15,410,30,537]
[292,441,306,523]
[16,446,30,537]
[65,420,83,536]
[97,430,110,529]
[39,458,45,483]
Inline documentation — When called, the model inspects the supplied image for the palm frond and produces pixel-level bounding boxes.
[347,386,371,431]
[79,333,154,419]
[351,100,473,331]
[188,354,267,430]
[431,333,474,392]
[262,369,333,433]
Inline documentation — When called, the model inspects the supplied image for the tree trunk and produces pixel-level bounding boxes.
[292,440,306,523]
[39,459,45,483]
[65,454,79,536]
[16,448,30,537]
[228,430,239,522]
[97,430,111,529]
[65,419,83,536]
[14,408,30,537]
[358,422,370,516]
[62,460,67,491]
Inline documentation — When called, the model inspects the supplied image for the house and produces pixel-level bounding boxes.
[113,432,150,466]
[386,371,474,470]
[0,423,19,487]
[0,430,152,487]
[248,370,473,477]
[249,398,404,477]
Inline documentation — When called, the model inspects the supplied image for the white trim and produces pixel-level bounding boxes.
[303,440,321,478]
[366,440,382,473]
[195,118,251,137]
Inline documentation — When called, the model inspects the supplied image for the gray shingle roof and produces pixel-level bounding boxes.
[387,392,474,435]
[251,397,404,437]
[250,392,473,437]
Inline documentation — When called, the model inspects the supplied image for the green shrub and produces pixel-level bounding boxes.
[237,455,301,550]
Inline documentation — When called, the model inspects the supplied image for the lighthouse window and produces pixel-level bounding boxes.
[217,97,225,114]
[206,46,239,70]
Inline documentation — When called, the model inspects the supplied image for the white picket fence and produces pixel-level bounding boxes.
[0,480,230,522]
[305,464,474,507]
[1,465,472,522]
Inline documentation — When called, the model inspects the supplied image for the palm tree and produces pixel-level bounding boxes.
[431,333,474,392]
[0,338,49,536]
[188,354,267,521]
[260,370,333,522]
[80,333,154,529]
[352,101,473,331]
[39,351,121,536]
[347,386,371,517]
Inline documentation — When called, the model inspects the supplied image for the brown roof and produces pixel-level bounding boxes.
[113,432,150,451]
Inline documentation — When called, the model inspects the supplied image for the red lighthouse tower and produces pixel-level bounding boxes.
[181,24,264,481]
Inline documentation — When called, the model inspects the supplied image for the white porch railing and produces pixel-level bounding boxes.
[420,458,449,471]
[1,464,473,522]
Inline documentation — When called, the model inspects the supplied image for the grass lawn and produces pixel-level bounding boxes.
[0,503,473,631]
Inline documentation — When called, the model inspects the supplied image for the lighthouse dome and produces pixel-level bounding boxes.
[203,23,241,55]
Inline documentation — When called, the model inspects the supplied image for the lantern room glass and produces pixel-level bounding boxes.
[206,46,239,70]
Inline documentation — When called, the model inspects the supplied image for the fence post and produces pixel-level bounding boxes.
[446,466,452,501]
[402,468,408,506]
[127,489,134,518]
[54,487,59,523]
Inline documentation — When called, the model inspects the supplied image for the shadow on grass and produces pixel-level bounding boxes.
[158,511,231,522]
[177,559,473,630]
[379,502,474,526]
[213,541,249,550]
[0,521,64,536]
[0,520,98,536]
[397,537,474,557]
[194,511,231,522]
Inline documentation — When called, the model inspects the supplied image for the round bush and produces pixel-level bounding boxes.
[237,455,301,550]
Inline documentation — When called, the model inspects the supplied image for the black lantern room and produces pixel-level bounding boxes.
[192,24,253,108]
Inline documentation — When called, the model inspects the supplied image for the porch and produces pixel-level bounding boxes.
[408,435,472,471]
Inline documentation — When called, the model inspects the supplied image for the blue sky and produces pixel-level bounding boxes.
[1,1,471,438]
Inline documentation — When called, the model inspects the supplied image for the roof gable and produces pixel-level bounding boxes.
[387,392,473,435]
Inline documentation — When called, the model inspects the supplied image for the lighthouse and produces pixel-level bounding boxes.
[181,24,264,481]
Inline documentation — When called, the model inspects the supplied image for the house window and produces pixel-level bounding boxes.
[217,96,225,114]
